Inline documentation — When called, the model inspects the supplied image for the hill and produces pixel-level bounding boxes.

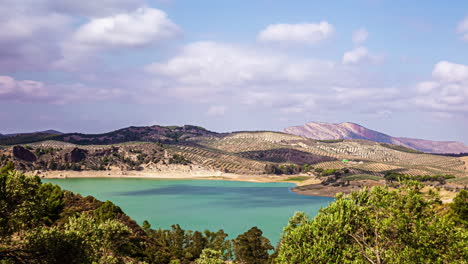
[0,129,466,187]
[0,124,466,195]
[284,122,468,154]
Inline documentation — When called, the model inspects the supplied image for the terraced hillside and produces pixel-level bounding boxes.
[0,128,466,183]
[190,132,466,177]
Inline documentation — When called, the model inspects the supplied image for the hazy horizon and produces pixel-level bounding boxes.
[1,0,467,144]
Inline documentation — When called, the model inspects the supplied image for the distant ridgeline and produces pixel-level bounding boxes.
[1,164,467,263]
[433,152,468,157]
[0,125,219,145]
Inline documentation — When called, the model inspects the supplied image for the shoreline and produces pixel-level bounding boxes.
[38,169,331,196]
[37,170,460,201]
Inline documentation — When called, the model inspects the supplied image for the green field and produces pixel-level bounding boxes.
[282,176,311,182]
[345,174,382,181]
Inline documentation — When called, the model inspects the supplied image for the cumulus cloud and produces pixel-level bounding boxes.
[257,22,334,45]
[414,61,468,114]
[0,0,147,71]
[0,5,72,71]
[0,75,124,104]
[457,16,468,41]
[342,46,381,65]
[432,61,468,83]
[73,7,180,47]
[144,41,399,114]
[47,0,144,17]
[0,76,55,102]
[145,41,341,99]
[352,28,369,44]
[55,7,180,70]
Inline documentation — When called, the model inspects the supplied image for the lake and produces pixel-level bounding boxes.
[43,178,333,245]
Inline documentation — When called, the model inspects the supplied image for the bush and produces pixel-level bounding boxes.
[321,169,337,176]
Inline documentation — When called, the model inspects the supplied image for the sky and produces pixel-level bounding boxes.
[1,0,468,144]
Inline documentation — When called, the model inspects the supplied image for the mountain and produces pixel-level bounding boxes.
[36,129,63,134]
[284,122,468,154]
[54,125,220,145]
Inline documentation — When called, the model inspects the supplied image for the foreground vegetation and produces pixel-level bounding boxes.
[0,163,466,263]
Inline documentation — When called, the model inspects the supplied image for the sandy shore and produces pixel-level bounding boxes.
[38,166,324,194]
[37,166,460,201]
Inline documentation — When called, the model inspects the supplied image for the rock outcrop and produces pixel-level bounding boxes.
[65,148,88,162]
[12,146,37,162]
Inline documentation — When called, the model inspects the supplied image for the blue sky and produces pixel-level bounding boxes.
[1,0,467,144]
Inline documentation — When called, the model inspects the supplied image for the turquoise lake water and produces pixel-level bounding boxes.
[43,178,333,245]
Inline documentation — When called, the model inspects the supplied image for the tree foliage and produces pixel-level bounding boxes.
[233,226,273,264]
[195,249,224,264]
[276,182,468,263]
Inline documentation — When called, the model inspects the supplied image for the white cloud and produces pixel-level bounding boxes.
[414,61,468,114]
[0,76,16,95]
[146,41,337,90]
[207,105,227,116]
[47,0,144,17]
[144,41,398,114]
[432,61,468,83]
[73,7,180,47]
[342,47,369,64]
[0,4,73,71]
[55,7,180,70]
[416,81,439,94]
[342,46,381,65]
[352,28,369,44]
[0,75,124,104]
[457,16,468,41]
[257,22,334,45]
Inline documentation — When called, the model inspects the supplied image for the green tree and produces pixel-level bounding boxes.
[64,214,132,263]
[184,231,207,261]
[195,249,224,264]
[204,229,231,260]
[233,226,273,264]
[142,220,151,231]
[0,169,44,238]
[38,183,64,223]
[276,182,468,263]
[26,226,90,264]
[450,189,468,225]
[94,200,123,223]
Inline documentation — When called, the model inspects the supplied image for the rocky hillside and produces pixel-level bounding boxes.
[0,125,219,145]
[284,122,468,154]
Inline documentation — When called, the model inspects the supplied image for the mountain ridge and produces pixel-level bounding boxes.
[284,122,468,154]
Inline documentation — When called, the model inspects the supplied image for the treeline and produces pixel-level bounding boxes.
[384,172,455,184]
[264,164,350,177]
[433,152,468,157]
[264,164,313,175]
